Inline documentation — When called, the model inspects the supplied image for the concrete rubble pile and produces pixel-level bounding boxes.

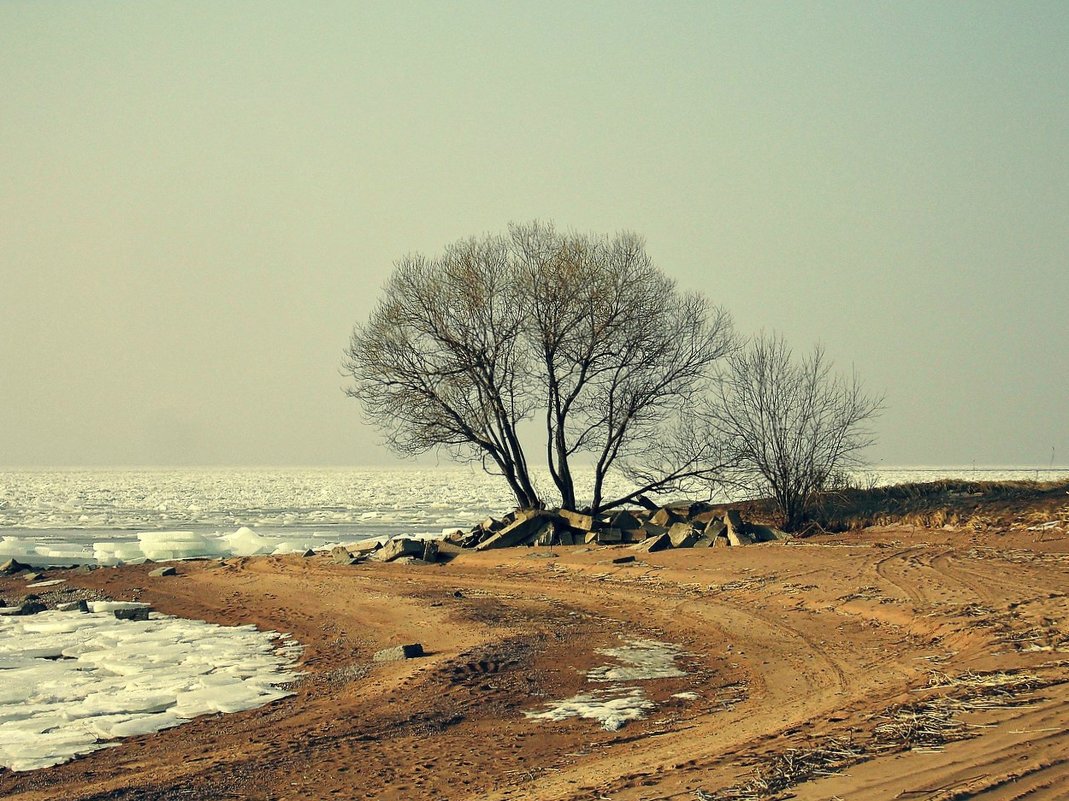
[446,504,791,552]
[326,536,447,567]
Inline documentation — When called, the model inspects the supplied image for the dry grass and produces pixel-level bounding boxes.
[804,479,1069,533]
[711,479,1069,534]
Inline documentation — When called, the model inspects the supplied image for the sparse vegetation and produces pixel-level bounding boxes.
[707,334,884,531]
[717,479,1069,534]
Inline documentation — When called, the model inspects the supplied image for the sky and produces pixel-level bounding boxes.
[2,1,1067,469]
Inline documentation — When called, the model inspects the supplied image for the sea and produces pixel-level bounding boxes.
[1,466,1067,567]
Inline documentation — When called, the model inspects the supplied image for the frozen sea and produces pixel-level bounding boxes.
[1,465,1067,567]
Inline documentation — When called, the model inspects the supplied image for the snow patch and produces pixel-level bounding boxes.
[525,687,654,731]
[527,638,690,731]
[587,639,688,682]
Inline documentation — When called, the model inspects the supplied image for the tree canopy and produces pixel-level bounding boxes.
[344,223,735,513]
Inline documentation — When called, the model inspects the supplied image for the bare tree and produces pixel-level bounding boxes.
[709,334,884,530]
[513,223,735,511]
[344,234,540,508]
[344,223,736,513]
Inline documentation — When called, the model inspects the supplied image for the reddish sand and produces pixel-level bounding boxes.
[2,523,1068,801]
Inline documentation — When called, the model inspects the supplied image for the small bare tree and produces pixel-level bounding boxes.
[344,223,736,513]
[710,334,884,530]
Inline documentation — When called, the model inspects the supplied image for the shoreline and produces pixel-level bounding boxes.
[2,519,1068,800]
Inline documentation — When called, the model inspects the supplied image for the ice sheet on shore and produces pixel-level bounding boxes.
[0,609,302,772]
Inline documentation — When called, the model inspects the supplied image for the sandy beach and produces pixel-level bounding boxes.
[2,517,1068,801]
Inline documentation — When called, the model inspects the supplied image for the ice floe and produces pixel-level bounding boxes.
[0,608,302,772]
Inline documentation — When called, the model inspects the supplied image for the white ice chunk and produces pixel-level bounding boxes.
[0,537,37,558]
[87,601,151,614]
[222,526,272,557]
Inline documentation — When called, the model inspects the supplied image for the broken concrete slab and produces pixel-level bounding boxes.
[724,509,746,537]
[330,545,355,564]
[114,606,151,621]
[349,539,384,555]
[727,528,755,546]
[667,522,699,549]
[0,558,30,575]
[476,513,556,551]
[608,510,642,531]
[748,524,791,543]
[373,643,425,662]
[381,538,425,562]
[0,601,47,616]
[558,509,595,531]
[631,532,671,553]
[650,507,684,527]
[596,528,624,544]
[704,518,726,538]
[640,523,668,540]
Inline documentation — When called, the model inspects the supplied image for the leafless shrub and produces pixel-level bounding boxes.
[707,334,883,530]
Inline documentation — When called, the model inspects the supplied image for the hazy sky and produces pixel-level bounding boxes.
[2,2,1067,468]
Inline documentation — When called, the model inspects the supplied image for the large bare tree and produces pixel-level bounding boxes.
[344,234,540,508]
[709,334,884,530]
[344,224,736,513]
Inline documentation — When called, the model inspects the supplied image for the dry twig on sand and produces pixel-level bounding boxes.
[695,738,865,801]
